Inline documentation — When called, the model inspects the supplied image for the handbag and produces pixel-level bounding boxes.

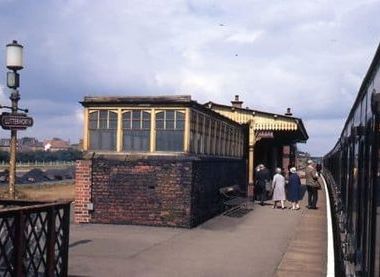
[311,173,322,189]
[315,177,322,190]
[267,187,273,198]
[265,180,272,192]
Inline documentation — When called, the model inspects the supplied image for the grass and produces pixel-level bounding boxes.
[0,181,75,202]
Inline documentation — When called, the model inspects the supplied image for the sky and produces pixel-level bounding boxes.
[0,0,379,156]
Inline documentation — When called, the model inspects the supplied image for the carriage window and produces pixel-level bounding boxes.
[123,110,151,151]
[210,120,215,155]
[89,110,117,150]
[215,121,221,155]
[204,117,210,154]
[156,110,185,151]
[221,124,226,156]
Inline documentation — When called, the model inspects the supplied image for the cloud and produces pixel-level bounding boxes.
[226,30,264,44]
[0,85,8,104]
[20,110,82,143]
[0,0,378,155]
[299,118,347,156]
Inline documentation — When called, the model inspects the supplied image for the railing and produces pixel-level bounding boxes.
[0,200,71,277]
[0,161,75,169]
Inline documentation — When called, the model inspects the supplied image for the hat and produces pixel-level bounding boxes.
[307,160,313,164]
[290,167,297,173]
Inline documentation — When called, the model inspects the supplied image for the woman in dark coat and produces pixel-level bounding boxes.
[288,167,301,210]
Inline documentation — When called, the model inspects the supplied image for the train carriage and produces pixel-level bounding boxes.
[323,43,380,276]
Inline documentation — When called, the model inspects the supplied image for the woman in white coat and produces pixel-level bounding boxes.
[272,168,286,209]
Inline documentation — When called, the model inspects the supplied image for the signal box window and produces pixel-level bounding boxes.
[156,110,185,151]
[89,110,117,150]
[123,110,151,151]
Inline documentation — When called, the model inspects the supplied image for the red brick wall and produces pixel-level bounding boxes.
[74,157,246,228]
[74,160,92,223]
[90,159,193,228]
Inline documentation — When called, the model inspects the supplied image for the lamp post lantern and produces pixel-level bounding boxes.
[6,40,23,71]
[2,40,32,199]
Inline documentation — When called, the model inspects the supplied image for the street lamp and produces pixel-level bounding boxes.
[4,40,25,199]
[6,40,23,70]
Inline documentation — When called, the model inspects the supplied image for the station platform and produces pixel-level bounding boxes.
[69,182,330,277]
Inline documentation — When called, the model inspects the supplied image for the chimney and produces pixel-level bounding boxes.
[285,108,292,116]
[231,95,243,108]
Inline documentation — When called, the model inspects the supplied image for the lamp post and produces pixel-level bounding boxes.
[4,40,24,199]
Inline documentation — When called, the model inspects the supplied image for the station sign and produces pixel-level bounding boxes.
[256,131,274,139]
[0,112,33,130]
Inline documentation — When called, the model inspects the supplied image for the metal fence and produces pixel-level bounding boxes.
[0,200,71,277]
[0,161,75,169]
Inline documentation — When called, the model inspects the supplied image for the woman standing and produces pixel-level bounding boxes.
[288,167,301,210]
[272,168,286,209]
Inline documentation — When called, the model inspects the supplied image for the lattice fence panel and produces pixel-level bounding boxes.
[0,201,71,277]
[54,208,66,276]
[0,216,15,277]
[24,211,48,275]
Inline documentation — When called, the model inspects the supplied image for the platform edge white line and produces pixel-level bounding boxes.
[321,174,335,277]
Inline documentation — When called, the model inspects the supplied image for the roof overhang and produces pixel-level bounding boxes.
[205,101,309,142]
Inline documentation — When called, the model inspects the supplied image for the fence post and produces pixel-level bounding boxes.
[46,207,56,276]
[60,204,71,276]
[14,212,26,277]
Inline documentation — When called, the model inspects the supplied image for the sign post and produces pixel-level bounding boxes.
[2,41,33,199]
[0,112,33,130]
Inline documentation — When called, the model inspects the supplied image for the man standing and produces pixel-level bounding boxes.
[305,160,319,209]
[256,164,271,206]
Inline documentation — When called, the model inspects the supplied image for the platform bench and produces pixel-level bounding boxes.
[219,185,248,210]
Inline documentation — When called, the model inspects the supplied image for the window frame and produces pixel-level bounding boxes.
[155,109,186,152]
[122,109,152,152]
[88,109,118,151]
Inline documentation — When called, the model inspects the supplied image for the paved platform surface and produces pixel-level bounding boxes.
[276,186,327,276]
[68,185,327,277]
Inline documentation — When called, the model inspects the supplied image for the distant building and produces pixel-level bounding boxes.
[310,156,322,164]
[0,137,80,153]
[295,150,311,169]
[68,139,83,151]
[44,138,71,151]
[0,139,10,152]
[18,137,44,152]
[0,137,44,152]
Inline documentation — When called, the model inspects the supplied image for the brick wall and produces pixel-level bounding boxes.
[90,158,193,228]
[74,160,92,223]
[75,156,246,228]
